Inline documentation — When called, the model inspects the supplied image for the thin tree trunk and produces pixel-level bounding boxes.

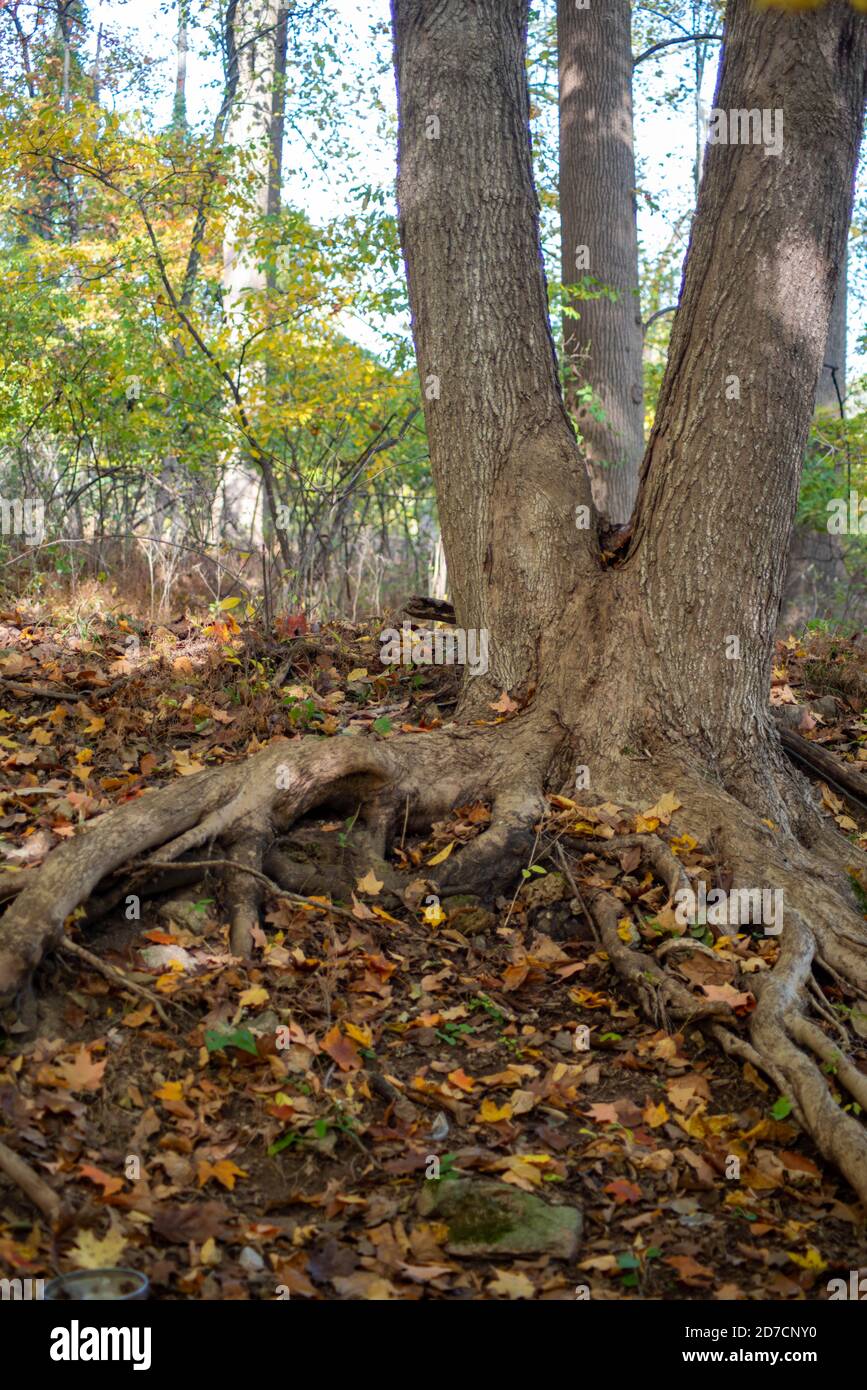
[173,3,189,129]
[557,0,644,524]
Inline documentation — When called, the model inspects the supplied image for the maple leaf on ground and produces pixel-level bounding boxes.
[69,1218,127,1271]
[197,1159,248,1191]
[488,1269,536,1299]
[701,982,755,1013]
[53,1046,107,1093]
[489,691,519,714]
[355,868,383,895]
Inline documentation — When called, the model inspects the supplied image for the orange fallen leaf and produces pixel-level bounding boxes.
[321,1025,362,1073]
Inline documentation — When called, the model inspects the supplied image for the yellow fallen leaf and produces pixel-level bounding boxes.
[154,1080,183,1102]
[356,868,384,895]
[198,1159,248,1191]
[787,1247,827,1272]
[427,841,455,866]
[69,1219,127,1271]
[238,986,269,1009]
[639,791,682,826]
[477,1099,513,1123]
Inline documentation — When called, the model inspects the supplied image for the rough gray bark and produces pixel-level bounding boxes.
[817,246,848,414]
[558,0,644,524]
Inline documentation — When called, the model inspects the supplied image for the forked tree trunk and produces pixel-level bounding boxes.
[557,0,644,524]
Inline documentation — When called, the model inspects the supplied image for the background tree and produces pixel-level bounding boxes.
[558,0,644,523]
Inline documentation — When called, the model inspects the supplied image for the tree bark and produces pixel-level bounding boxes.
[392,0,595,696]
[557,0,644,524]
[222,0,287,315]
[628,0,867,807]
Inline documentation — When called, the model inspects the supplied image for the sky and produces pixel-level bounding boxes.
[87,0,866,384]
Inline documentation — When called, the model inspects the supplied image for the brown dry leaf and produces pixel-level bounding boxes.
[665,1254,714,1286]
[701,982,755,1012]
[489,691,519,714]
[321,1024,362,1073]
[53,1046,107,1093]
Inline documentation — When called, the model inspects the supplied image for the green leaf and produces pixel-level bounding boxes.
[204,1027,258,1056]
[372,715,392,734]
[770,1095,794,1120]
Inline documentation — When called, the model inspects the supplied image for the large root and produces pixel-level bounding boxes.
[564,779,867,1205]
[3,716,867,1207]
[0,721,552,1016]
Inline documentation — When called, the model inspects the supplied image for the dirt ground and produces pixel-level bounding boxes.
[1,597,866,1300]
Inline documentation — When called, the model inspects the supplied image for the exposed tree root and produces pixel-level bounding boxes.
[0,1137,65,1227]
[1,720,866,1204]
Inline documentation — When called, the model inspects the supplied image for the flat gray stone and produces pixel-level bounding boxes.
[417,1177,582,1259]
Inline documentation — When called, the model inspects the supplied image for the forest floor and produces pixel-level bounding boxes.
[1,591,866,1300]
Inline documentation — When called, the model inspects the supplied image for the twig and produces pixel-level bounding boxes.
[59,938,185,1024]
[555,843,600,942]
[145,858,364,923]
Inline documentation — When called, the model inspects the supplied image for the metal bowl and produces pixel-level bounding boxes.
[44,1268,149,1301]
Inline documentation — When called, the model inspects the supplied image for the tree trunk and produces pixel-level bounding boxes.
[557,0,644,524]
[173,2,189,130]
[222,0,286,316]
[218,0,291,562]
[817,245,847,414]
[393,0,595,697]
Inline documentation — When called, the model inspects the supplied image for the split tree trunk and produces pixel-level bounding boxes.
[557,0,644,524]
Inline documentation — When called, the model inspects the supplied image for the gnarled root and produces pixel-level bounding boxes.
[0,721,552,1020]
